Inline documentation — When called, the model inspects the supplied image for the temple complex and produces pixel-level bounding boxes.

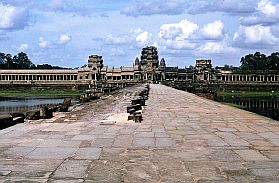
[0,46,279,88]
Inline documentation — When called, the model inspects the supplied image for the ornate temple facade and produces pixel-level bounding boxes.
[0,46,279,87]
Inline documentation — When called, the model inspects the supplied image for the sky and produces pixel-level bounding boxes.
[1,0,279,68]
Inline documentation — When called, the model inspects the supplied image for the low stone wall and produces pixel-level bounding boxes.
[195,92,217,100]
[0,113,25,130]
[126,84,150,123]
[26,98,72,120]
[0,98,72,129]
[0,84,88,91]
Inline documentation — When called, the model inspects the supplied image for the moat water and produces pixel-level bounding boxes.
[1,94,278,121]
[0,96,79,115]
[216,96,279,120]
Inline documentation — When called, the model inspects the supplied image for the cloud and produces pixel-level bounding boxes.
[158,19,198,49]
[122,0,257,17]
[240,15,278,26]
[39,37,51,49]
[105,34,132,45]
[48,0,64,10]
[110,48,125,56]
[159,19,198,40]
[38,33,72,49]
[271,25,279,37]
[1,0,31,6]
[258,0,276,16]
[104,28,152,47]
[122,0,186,17]
[187,0,258,15]
[57,33,71,44]
[201,20,224,40]
[197,40,236,54]
[136,31,152,45]
[233,25,278,48]
[161,39,196,50]
[0,30,7,40]
[46,0,93,16]
[241,0,279,26]
[18,43,29,52]
[0,3,30,31]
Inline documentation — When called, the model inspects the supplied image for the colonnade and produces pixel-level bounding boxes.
[0,74,78,81]
[221,74,279,82]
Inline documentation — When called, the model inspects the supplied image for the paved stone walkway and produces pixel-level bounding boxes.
[1,84,279,182]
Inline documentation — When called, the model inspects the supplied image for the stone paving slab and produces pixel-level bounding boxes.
[1,84,279,182]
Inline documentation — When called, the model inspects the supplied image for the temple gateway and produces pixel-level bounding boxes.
[0,46,279,88]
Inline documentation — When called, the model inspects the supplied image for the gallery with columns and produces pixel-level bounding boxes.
[0,46,278,87]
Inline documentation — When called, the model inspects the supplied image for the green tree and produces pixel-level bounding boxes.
[0,52,5,62]
[16,52,35,69]
[223,64,237,71]
[0,52,6,69]
[240,52,268,70]
[5,54,13,69]
[267,52,279,70]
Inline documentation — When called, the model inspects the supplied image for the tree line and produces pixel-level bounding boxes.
[0,52,65,69]
[1,51,279,71]
[240,52,279,70]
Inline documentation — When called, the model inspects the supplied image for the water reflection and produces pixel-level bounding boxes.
[217,96,279,120]
[0,96,79,115]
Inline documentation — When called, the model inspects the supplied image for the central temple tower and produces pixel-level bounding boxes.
[134,46,162,82]
[140,46,159,70]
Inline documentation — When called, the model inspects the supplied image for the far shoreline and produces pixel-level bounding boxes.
[0,88,83,97]
[217,91,279,97]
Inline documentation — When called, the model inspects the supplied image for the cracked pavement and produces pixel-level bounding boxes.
[1,84,279,182]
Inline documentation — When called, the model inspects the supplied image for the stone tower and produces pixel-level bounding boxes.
[134,57,140,65]
[88,55,104,72]
[140,46,159,70]
[159,58,166,69]
[87,55,104,81]
[138,46,160,81]
[195,60,212,81]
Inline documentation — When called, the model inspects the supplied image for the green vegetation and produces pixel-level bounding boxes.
[218,91,279,97]
[223,103,247,109]
[240,52,279,70]
[219,52,279,71]
[0,88,83,97]
[0,52,65,69]
[220,64,239,71]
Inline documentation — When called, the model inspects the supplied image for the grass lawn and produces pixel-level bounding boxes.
[217,91,279,97]
[0,89,83,97]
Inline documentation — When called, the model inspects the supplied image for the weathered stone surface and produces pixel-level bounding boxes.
[134,113,143,123]
[234,149,270,161]
[0,114,13,128]
[40,106,53,119]
[63,98,71,107]
[52,159,91,179]
[1,84,279,182]
[26,110,40,120]
[73,147,101,160]
[10,113,25,118]
[27,147,77,159]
